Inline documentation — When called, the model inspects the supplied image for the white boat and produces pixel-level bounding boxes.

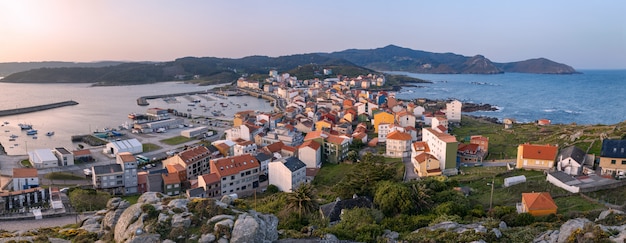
[19,123,32,130]
[26,129,38,135]
[10,134,18,138]
[46,131,55,136]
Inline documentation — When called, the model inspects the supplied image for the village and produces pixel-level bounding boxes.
[1,69,626,241]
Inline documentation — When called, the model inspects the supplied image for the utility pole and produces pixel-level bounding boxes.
[489,177,495,210]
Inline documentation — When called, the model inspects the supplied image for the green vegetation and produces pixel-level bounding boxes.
[451,116,626,160]
[142,143,162,152]
[44,172,86,181]
[20,159,32,168]
[160,136,194,145]
[121,194,141,205]
[68,188,111,212]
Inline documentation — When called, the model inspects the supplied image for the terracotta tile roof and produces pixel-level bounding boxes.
[353,132,367,139]
[414,153,438,164]
[179,146,211,165]
[522,192,558,211]
[299,140,321,151]
[521,144,558,160]
[118,152,136,162]
[304,130,327,141]
[137,172,147,184]
[215,143,231,151]
[326,134,349,145]
[458,143,479,153]
[265,141,285,153]
[427,168,442,173]
[166,164,186,174]
[282,145,297,153]
[387,131,412,141]
[200,173,220,185]
[211,154,260,177]
[162,173,181,185]
[470,135,489,142]
[412,142,430,152]
[236,140,255,146]
[72,149,91,156]
[436,125,447,133]
[13,168,38,178]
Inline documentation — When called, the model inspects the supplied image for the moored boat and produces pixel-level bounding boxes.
[46,131,55,136]
[19,123,32,130]
[26,129,38,135]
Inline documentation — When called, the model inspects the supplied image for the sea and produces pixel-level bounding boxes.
[392,70,626,126]
[0,82,274,156]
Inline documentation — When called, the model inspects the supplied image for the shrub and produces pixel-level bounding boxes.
[265,184,280,194]
[141,204,159,219]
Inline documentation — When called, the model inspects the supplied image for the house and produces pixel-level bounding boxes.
[377,123,392,143]
[458,143,482,163]
[504,118,516,129]
[162,173,182,196]
[104,138,142,156]
[446,100,462,122]
[319,195,373,225]
[233,139,258,156]
[537,119,551,126]
[556,146,593,176]
[162,145,211,180]
[146,174,164,193]
[72,149,93,163]
[268,157,307,192]
[255,152,272,175]
[298,140,322,168]
[517,192,557,216]
[396,111,416,128]
[137,172,148,194]
[324,134,351,164]
[210,154,261,195]
[0,187,50,213]
[515,144,558,170]
[29,149,58,168]
[413,152,442,177]
[53,147,74,166]
[116,152,138,195]
[598,139,626,177]
[470,135,489,154]
[261,126,304,147]
[92,164,124,195]
[225,124,253,141]
[12,168,39,191]
[385,131,412,158]
[186,187,206,199]
[166,164,188,188]
[432,117,448,133]
[421,128,459,175]
[198,173,221,198]
[373,111,394,133]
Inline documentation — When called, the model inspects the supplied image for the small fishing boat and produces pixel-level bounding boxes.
[46,131,55,136]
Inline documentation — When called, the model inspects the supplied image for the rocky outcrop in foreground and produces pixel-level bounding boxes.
[76,192,279,243]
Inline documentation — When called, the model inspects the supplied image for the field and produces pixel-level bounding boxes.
[454,166,605,214]
[451,116,626,160]
[159,136,194,145]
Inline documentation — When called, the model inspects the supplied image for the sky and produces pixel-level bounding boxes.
[1,0,625,69]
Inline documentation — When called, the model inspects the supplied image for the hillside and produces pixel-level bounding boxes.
[0,61,123,77]
[322,45,578,74]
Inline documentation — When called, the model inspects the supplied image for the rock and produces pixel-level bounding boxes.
[220,195,236,205]
[533,229,559,243]
[597,209,625,221]
[168,199,190,211]
[95,209,108,216]
[208,215,236,224]
[81,215,103,227]
[158,213,169,223]
[81,223,102,233]
[163,240,176,243]
[491,228,502,239]
[199,233,216,243]
[217,237,229,243]
[557,218,591,243]
[215,200,229,209]
[382,229,399,242]
[102,200,129,232]
[324,234,338,242]
[113,203,144,243]
[214,218,235,232]
[499,221,507,230]
[127,233,161,243]
[171,212,193,228]
[230,211,279,243]
[137,192,165,204]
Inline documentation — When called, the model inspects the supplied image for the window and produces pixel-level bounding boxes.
[222,177,226,181]
[231,175,235,180]
[612,160,617,164]
[246,171,251,175]
[622,160,626,165]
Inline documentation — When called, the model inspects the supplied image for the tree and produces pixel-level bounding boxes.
[286,183,318,218]
[409,182,433,213]
[332,159,396,198]
[374,181,415,216]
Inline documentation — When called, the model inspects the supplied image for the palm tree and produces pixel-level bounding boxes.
[286,183,318,217]
[410,183,433,213]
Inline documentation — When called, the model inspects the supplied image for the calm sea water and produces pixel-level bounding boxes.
[393,70,626,125]
[0,82,274,155]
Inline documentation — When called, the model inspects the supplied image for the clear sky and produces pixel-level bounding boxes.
[1,0,624,69]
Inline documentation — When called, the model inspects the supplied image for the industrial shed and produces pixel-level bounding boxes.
[181,126,209,138]
[104,138,143,155]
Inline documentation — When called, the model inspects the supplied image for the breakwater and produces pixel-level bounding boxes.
[136,89,244,106]
[0,100,78,117]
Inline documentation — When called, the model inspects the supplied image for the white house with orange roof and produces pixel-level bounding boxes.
[233,139,258,156]
[116,152,138,195]
[386,130,412,158]
[422,128,459,175]
[298,140,322,168]
[396,110,416,128]
[210,154,261,195]
[12,168,39,191]
[432,116,449,133]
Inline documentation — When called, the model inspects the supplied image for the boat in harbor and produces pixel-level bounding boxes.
[26,129,38,135]
[10,134,18,139]
[46,131,55,136]
[19,123,32,130]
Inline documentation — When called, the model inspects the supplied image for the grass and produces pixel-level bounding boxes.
[554,195,605,215]
[313,163,352,201]
[451,116,626,160]
[142,143,162,152]
[160,136,194,145]
[44,172,87,180]
[121,194,141,205]
[20,159,32,168]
